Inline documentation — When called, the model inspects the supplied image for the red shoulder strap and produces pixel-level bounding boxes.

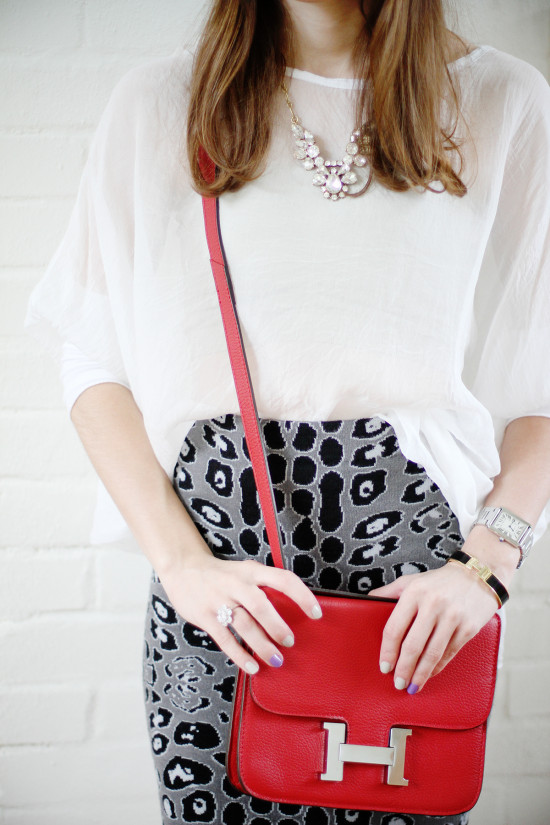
[199,150,286,570]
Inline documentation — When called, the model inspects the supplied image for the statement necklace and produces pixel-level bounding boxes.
[281,80,373,201]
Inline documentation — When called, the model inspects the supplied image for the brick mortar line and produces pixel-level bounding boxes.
[0,611,149,625]
[0,196,76,204]
[1,48,178,57]
[0,737,148,754]
[0,54,168,68]
[0,127,94,136]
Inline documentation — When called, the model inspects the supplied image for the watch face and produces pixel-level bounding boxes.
[493,511,528,543]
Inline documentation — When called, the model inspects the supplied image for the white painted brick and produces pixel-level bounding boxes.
[0,478,96,548]
[0,614,144,685]
[469,776,507,825]
[95,546,153,611]
[503,602,550,660]
[459,1,550,77]
[0,684,91,745]
[84,0,202,54]
[1,343,62,410]
[2,798,161,825]
[503,775,550,825]
[93,678,148,741]
[1,338,64,410]
[0,269,42,337]
[0,200,72,268]
[0,0,84,54]
[0,410,91,479]
[0,135,87,198]
[0,739,156,806]
[517,532,550,592]
[508,663,550,718]
[0,57,140,129]
[485,720,550,775]
[0,549,93,620]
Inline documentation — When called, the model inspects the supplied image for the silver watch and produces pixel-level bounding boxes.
[473,506,533,568]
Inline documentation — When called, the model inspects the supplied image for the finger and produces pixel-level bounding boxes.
[248,562,323,620]
[206,622,260,675]
[378,596,419,676]
[231,607,286,668]
[235,587,296,648]
[429,624,478,678]
[405,616,459,694]
[391,609,440,691]
[368,577,413,599]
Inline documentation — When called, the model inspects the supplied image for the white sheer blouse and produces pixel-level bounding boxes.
[24,44,550,550]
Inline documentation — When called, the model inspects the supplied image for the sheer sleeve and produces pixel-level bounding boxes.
[465,66,550,431]
[463,65,550,544]
[24,68,139,412]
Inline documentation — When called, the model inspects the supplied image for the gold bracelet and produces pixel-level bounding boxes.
[445,550,509,607]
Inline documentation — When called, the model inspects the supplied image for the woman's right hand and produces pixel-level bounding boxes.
[156,548,323,674]
[66,382,320,670]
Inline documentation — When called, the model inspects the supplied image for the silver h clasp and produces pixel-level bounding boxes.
[321,722,412,786]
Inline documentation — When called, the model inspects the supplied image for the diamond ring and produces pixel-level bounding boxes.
[216,604,239,627]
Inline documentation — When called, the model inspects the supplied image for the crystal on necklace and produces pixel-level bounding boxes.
[294,147,307,160]
[353,155,367,167]
[291,123,304,138]
[312,172,327,186]
[325,174,343,195]
[341,171,358,185]
[306,144,320,158]
[346,142,359,156]
[303,158,315,170]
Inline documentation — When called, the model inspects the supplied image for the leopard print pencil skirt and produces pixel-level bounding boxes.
[142,414,470,825]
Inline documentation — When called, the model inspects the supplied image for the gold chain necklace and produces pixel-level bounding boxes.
[281,80,373,200]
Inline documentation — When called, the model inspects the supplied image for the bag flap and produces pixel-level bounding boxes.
[250,588,501,731]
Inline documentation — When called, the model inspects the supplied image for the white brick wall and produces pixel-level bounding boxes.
[2,2,549,823]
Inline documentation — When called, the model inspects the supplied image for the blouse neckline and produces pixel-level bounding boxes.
[285,44,492,89]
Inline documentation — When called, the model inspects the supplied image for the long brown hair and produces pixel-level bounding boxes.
[187,0,473,198]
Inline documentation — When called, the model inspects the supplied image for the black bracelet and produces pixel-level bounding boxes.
[446,549,509,608]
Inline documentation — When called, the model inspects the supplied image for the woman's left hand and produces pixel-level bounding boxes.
[368,552,503,695]
[369,415,550,693]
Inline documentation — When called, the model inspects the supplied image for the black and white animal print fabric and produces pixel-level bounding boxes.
[142,415,468,825]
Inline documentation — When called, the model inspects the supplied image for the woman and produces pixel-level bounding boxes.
[24,0,550,823]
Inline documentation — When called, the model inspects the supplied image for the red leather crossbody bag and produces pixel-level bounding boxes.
[200,151,501,815]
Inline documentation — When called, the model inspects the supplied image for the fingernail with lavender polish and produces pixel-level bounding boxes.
[270,653,284,667]
[407,683,419,695]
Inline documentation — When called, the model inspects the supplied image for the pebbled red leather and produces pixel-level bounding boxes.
[229,589,500,815]
[200,149,501,814]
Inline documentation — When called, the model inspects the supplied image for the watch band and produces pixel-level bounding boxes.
[474,506,533,569]
[446,549,509,608]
